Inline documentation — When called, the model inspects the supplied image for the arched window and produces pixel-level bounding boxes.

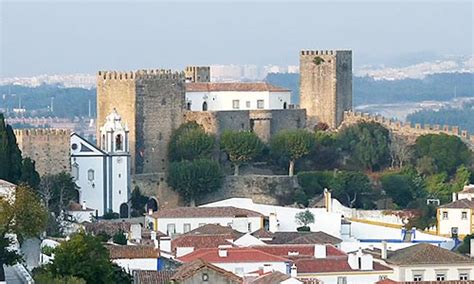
[119,203,129,218]
[147,198,159,212]
[72,163,79,181]
[186,102,192,110]
[283,102,288,109]
[202,101,208,111]
[115,134,123,151]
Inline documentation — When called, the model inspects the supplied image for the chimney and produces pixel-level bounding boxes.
[218,246,228,258]
[470,239,474,258]
[360,254,373,270]
[159,237,171,253]
[82,201,87,210]
[381,241,387,260]
[150,231,157,241]
[290,264,297,278]
[324,188,332,213]
[314,244,327,259]
[347,253,358,270]
[153,239,158,249]
[262,264,273,274]
[130,224,142,241]
[269,213,279,233]
[452,192,458,202]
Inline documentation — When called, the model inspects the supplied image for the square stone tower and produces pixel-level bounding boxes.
[184,66,210,82]
[97,70,185,174]
[299,50,352,129]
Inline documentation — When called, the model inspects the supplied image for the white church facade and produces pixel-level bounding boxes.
[70,109,131,217]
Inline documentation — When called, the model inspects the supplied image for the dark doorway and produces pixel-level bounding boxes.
[202,101,208,111]
[119,203,129,218]
[146,198,159,213]
[283,102,287,109]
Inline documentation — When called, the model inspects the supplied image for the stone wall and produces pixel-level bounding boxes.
[342,111,474,149]
[197,174,299,206]
[14,128,71,176]
[132,173,182,209]
[184,66,210,82]
[299,50,352,129]
[183,110,250,137]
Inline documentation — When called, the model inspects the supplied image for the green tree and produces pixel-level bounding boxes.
[381,173,417,208]
[330,171,373,209]
[0,113,25,184]
[337,122,390,171]
[46,231,131,283]
[296,171,333,205]
[19,157,41,189]
[167,159,223,204]
[270,129,315,176]
[416,156,438,176]
[168,122,215,162]
[425,173,451,202]
[0,185,48,281]
[112,230,127,245]
[130,186,148,217]
[295,209,315,228]
[220,130,264,175]
[458,234,474,254]
[451,165,472,193]
[39,172,79,216]
[414,134,471,175]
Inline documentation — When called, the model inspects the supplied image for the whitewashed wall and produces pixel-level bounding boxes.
[438,207,472,236]
[113,258,158,273]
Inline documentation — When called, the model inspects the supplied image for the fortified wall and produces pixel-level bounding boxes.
[14,128,71,176]
[342,111,474,149]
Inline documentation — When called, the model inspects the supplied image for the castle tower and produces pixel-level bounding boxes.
[97,70,186,174]
[299,50,352,129]
[185,66,210,82]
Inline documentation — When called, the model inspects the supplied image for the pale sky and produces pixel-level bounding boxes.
[0,0,473,77]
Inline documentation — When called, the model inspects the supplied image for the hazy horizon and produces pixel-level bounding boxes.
[1,1,473,77]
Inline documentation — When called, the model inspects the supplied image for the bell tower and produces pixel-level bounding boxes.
[99,108,129,154]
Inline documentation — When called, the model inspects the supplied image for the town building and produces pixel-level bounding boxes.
[145,206,264,235]
[106,245,160,273]
[368,243,474,282]
[437,184,474,237]
[70,109,131,216]
[185,82,292,111]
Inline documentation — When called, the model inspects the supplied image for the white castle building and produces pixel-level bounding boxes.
[70,109,131,217]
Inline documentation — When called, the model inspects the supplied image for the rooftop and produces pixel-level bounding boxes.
[186,82,290,93]
[385,243,474,266]
[106,245,160,259]
[171,259,242,282]
[66,201,95,212]
[252,244,346,258]
[295,257,392,274]
[178,247,290,263]
[149,206,263,219]
[461,184,474,193]
[439,198,474,209]
[183,224,243,238]
[250,271,292,284]
[132,270,174,284]
[252,231,342,245]
[172,235,235,252]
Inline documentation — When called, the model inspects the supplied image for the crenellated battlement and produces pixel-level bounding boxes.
[342,111,474,148]
[300,50,351,56]
[14,128,71,136]
[97,69,185,81]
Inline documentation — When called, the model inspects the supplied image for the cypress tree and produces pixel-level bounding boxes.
[0,114,10,180]
[6,124,22,182]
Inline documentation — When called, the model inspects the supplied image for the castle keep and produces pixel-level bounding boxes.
[300,50,352,129]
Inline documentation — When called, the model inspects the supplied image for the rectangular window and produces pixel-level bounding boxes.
[436,273,446,281]
[257,100,264,109]
[462,211,468,220]
[337,277,347,284]
[246,101,251,108]
[87,169,94,181]
[442,211,448,220]
[413,274,423,281]
[460,273,469,280]
[232,100,240,109]
[183,223,191,233]
[166,224,176,235]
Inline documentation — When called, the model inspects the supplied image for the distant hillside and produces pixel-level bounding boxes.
[0,84,96,118]
[265,72,474,105]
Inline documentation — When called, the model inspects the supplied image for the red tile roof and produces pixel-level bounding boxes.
[186,82,290,92]
[295,257,392,274]
[178,247,290,263]
[376,279,398,284]
[439,198,474,209]
[251,244,346,258]
[171,259,242,282]
[106,245,160,259]
[150,206,263,219]
[172,235,234,252]
[133,270,174,284]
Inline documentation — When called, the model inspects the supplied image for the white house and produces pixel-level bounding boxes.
[185,82,292,111]
[146,206,264,235]
[437,184,474,237]
[70,109,131,217]
[106,245,160,273]
[369,243,474,282]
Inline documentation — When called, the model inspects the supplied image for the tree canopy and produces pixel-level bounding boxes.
[220,130,264,175]
[168,122,215,162]
[295,209,315,227]
[39,172,79,216]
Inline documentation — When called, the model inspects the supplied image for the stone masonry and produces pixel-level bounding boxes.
[300,50,352,129]
[14,128,71,176]
[184,66,210,83]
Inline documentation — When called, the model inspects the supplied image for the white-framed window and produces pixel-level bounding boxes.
[337,276,347,284]
[442,211,448,220]
[413,274,423,281]
[436,273,446,281]
[246,101,251,108]
[183,223,191,233]
[460,272,469,280]
[232,100,240,109]
[167,224,176,235]
[462,211,468,220]
[87,169,94,181]
[257,100,264,109]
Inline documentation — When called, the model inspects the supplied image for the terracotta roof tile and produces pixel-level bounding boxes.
[150,206,263,218]
[186,82,290,92]
[178,247,290,263]
[172,235,234,252]
[439,198,474,209]
[295,257,392,273]
[386,243,474,265]
[251,244,346,258]
[106,245,160,259]
[171,259,242,282]
[257,231,342,245]
[66,201,95,212]
[183,224,243,238]
[250,271,290,284]
[133,270,174,284]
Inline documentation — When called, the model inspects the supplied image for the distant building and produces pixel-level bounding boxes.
[70,109,131,216]
[185,82,292,111]
[438,184,474,237]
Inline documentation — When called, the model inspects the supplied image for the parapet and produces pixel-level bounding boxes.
[97,69,185,81]
[300,50,352,56]
[14,128,71,137]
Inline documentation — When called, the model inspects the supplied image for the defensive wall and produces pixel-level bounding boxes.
[342,111,474,149]
[13,128,71,176]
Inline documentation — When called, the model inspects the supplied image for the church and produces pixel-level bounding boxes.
[70,109,131,217]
